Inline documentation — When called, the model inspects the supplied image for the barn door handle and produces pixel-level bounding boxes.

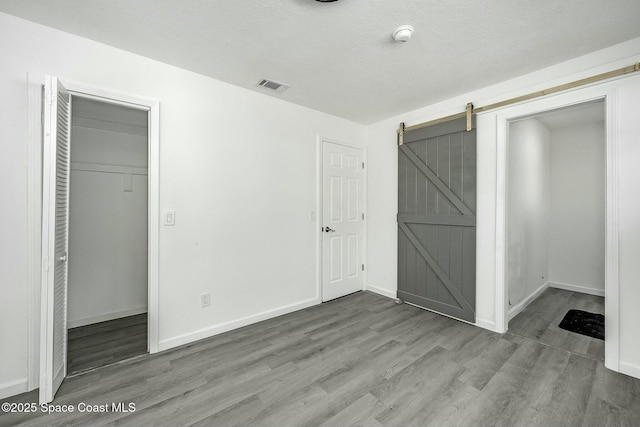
[323,227,336,233]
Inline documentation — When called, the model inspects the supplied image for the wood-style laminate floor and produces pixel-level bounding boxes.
[508,287,605,361]
[67,313,148,374]
[2,291,639,426]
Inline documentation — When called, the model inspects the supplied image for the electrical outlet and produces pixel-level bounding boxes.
[200,292,211,308]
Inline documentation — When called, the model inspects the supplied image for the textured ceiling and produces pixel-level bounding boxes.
[1,0,640,124]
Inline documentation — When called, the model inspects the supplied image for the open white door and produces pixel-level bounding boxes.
[322,141,364,301]
[40,76,71,404]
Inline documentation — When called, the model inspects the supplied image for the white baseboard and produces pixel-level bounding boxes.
[0,378,28,400]
[475,317,498,332]
[158,297,321,352]
[365,284,396,300]
[508,281,550,321]
[548,281,605,297]
[67,306,148,329]
[619,361,640,380]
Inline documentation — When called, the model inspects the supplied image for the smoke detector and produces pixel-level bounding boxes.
[256,78,290,94]
[393,25,414,43]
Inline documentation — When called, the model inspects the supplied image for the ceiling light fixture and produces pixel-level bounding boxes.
[393,25,414,43]
[315,0,338,2]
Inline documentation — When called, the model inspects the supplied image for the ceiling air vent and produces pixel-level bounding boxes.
[257,78,290,93]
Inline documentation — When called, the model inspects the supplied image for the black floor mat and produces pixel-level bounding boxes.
[558,309,604,340]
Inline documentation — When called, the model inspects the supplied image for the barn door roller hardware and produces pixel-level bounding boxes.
[398,62,640,144]
[465,102,473,132]
[397,122,405,146]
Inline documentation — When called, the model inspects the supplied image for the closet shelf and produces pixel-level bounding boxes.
[71,162,147,176]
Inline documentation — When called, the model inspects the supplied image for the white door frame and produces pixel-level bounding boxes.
[494,84,619,371]
[27,74,161,391]
[316,136,367,302]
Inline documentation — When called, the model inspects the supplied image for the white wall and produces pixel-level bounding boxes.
[366,37,640,375]
[67,101,149,328]
[549,121,605,294]
[505,117,605,316]
[0,12,366,398]
[2,11,640,399]
[507,119,550,308]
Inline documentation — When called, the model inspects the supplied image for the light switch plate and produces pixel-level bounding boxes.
[163,210,176,226]
[201,292,211,308]
[122,174,133,192]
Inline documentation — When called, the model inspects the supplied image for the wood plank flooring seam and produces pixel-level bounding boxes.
[504,331,604,364]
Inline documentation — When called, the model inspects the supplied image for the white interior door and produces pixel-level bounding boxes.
[322,141,364,301]
[40,75,71,404]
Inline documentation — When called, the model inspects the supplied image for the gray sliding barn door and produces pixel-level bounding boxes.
[398,116,476,322]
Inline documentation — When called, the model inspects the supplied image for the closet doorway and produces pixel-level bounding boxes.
[32,75,159,403]
[504,100,606,360]
[66,97,150,374]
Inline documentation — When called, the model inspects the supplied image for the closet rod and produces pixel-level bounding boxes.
[399,62,640,139]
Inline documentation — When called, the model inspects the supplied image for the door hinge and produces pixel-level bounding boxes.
[44,90,53,105]
[362,213,365,220]
[362,264,365,271]
[362,162,365,169]
[42,256,49,272]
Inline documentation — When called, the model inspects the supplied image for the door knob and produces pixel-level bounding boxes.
[58,253,67,262]
[324,227,336,233]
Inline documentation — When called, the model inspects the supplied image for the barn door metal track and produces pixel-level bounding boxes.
[398,62,640,143]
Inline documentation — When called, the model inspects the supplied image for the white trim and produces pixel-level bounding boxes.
[27,77,161,396]
[0,379,28,400]
[316,136,367,302]
[494,84,620,372]
[158,297,320,351]
[365,284,396,300]
[65,82,152,110]
[619,362,640,380]
[27,73,45,391]
[548,281,605,297]
[67,307,148,329]
[474,317,497,332]
[362,147,368,296]
[315,137,323,302]
[508,282,550,321]
[147,101,160,354]
[495,115,509,334]
[604,87,620,372]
